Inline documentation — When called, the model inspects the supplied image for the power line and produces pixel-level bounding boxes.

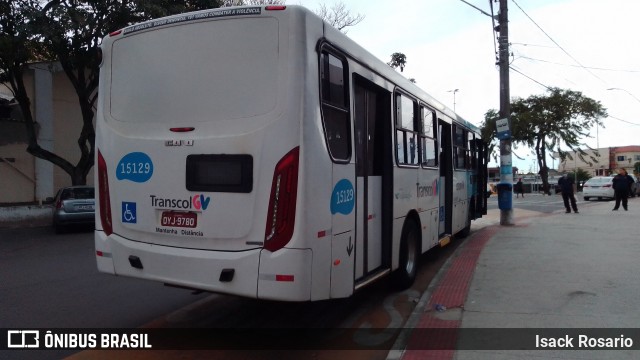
[607,115,640,127]
[516,56,640,73]
[509,65,551,90]
[489,0,498,66]
[509,66,640,126]
[511,42,555,48]
[511,0,606,84]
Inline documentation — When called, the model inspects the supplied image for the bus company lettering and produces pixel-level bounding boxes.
[417,179,439,198]
[150,194,210,211]
[123,8,262,35]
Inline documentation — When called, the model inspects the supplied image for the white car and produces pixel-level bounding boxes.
[582,177,614,201]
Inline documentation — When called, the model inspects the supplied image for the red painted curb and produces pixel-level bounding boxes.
[402,225,500,360]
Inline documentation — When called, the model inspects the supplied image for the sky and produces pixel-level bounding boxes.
[296,0,640,172]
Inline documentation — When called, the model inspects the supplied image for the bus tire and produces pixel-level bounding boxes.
[394,219,420,289]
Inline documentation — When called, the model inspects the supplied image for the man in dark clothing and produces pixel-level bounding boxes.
[558,174,578,213]
[612,168,634,211]
[515,178,525,198]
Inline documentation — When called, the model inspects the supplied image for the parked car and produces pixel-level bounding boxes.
[52,186,95,233]
[582,177,614,201]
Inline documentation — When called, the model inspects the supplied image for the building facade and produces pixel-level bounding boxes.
[556,146,640,176]
[0,62,93,204]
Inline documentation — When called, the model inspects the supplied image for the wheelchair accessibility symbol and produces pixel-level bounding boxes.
[122,202,137,224]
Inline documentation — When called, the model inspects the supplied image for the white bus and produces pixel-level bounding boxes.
[95,5,488,301]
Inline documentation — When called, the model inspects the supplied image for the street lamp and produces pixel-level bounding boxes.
[447,89,459,112]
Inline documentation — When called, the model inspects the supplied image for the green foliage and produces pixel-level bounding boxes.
[568,168,592,183]
[481,87,607,194]
[388,52,407,72]
[1,0,224,185]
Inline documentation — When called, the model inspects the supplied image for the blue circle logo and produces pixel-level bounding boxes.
[116,152,154,183]
[331,179,355,215]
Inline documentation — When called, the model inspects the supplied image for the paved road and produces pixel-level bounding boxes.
[0,226,207,360]
[487,192,607,213]
[1,222,479,360]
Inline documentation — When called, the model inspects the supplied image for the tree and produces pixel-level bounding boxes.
[4,0,358,187]
[568,168,591,184]
[0,0,49,171]
[482,88,607,194]
[1,1,222,186]
[388,52,406,72]
[316,1,364,33]
[223,1,364,33]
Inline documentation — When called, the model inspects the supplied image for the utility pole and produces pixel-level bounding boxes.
[497,0,514,225]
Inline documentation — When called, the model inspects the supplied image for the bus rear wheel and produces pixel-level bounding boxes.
[394,219,420,289]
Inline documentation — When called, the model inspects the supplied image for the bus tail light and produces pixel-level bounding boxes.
[97,150,113,236]
[264,147,299,252]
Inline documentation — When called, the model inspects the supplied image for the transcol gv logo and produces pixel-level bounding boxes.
[417,179,439,198]
[150,194,211,211]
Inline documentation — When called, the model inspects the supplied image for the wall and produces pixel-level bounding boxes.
[0,63,95,204]
[0,143,35,203]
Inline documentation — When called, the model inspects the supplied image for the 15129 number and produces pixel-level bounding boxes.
[119,162,151,175]
[335,189,354,205]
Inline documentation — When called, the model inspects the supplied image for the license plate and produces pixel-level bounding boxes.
[161,211,197,228]
[77,205,94,211]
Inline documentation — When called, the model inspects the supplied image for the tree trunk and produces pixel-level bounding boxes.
[539,141,550,195]
[11,64,83,186]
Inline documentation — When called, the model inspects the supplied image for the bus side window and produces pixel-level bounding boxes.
[453,125,469,169]
[395,93,419,166]
[320,51,351,161]
[420,106,437,168]
[469,133,477,169]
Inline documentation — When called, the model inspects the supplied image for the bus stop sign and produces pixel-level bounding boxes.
[496,118,511,140]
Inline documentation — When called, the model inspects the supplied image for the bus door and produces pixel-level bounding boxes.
[353,76,391,280]
[438,120,453,236]
[473,137,488,217]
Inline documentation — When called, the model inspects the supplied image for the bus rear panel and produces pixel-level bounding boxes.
[95,6,323,301]
[95,5,487,302]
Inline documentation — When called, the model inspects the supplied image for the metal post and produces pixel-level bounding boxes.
[498,0,514,225]
[448,89,459,112]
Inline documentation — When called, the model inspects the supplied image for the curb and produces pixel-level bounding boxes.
[0,205,53,228]
[386,224,500,360]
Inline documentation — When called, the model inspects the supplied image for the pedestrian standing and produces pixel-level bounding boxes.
[515,178,525,198]
[558,174,578,213]
[612,168,634,211]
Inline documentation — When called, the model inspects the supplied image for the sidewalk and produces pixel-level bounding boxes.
[389,197,640,359]
[0,204,53,228]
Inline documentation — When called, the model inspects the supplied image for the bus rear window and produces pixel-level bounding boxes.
[109,18,279,123]
[186,154,253,193]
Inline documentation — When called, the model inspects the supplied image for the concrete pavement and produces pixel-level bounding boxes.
[389,197,640,359]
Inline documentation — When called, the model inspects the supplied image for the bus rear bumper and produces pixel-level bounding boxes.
[258,248,312,301]
[95,231,313,301]
[94,230,261,299]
